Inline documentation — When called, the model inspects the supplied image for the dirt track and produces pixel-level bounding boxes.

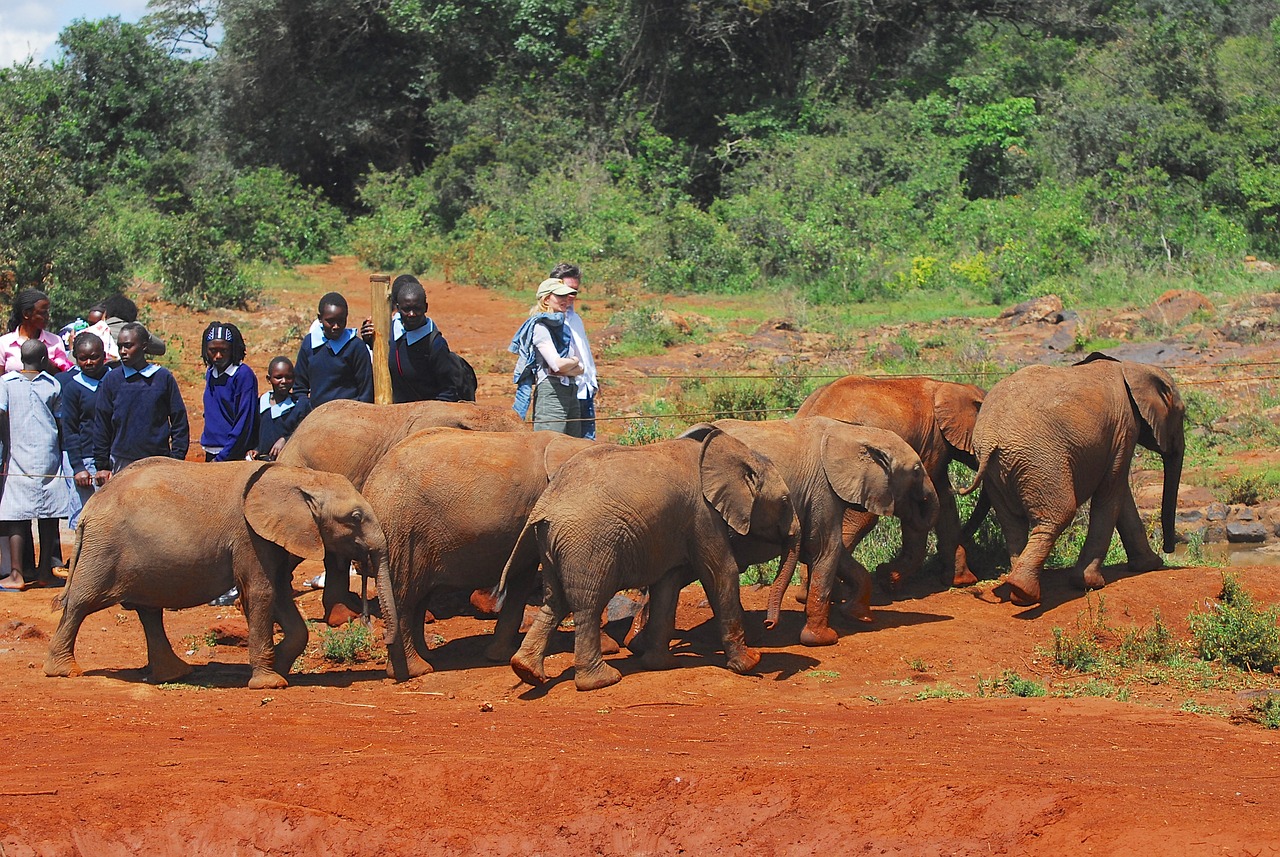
[3,260,1279,854]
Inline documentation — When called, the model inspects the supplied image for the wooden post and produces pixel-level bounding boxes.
[370,274,392,405]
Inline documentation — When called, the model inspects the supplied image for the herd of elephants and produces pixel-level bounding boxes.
[41,352,1184,692]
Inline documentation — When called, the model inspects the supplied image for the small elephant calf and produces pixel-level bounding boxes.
[44,459,396,689]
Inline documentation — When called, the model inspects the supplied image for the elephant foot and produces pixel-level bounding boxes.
[574,661,622,691]
[874,564,904,589]
[483,638,518,663]
[1128,554,1165,574]
[248,669,289,690]
[950,567,979,587]
[800,623,840,646]
[838,601,875,624]
[324,602,361,628]
[600,631,621,656]
[725,646,761,675]
[510,652,548,686]
[640,648,678,672]
[148,658,194,684]
[44,656,82,678]
[1071,567,1108,591]
[401,652,435,678]
[469,587,502,616]
[1001,571,1041,606]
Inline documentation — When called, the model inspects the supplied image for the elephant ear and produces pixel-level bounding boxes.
[542,435,589,478]
[1073,351,1119,366]
[700,429,764,536]
[243,465,327,560]
[820,430,895,517]
[678,423,717,442]
[1120,362,1183,454]
[934,383,984,456]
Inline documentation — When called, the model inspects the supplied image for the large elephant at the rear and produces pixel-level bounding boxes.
[508,429,801,691]
[964,354,1184,606]
[706,417,938,645]
[278,399,527,624]
[361,428,593,680]
[797,374,984,588]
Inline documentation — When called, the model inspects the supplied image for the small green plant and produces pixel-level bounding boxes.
[1046,595,1108,672]
[1180,531,1225,567]
[1117,610,1181,666]
[606,304,695,357]
[978,669,1047,698]
[803,669,840,681]
[907,657,929,672]
[618,418,672,446]
[1218,470,1280,506]
[1250,694,1280,729]
[319,620,377,664]
[740,556,784,587]
[914,683,969,701]
[1057,677,1123,699]
[1189,573,1280,671]
[1179,700,1229,717]
[181,630,218,653]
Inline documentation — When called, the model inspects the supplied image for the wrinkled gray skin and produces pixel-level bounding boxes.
[705,418,939,644]
[508,429,802,691]
[796,374,985,589]
[278,400,527,625]
[962,354,1185,606]
[45,459,396,689]
[362,428,594,680]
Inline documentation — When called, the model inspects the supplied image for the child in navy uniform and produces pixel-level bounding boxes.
[256,356,300,461]
[387,276,463,403]
[0,339,74,590]
[293,292,373,417]
[57,331,111,529]
[200,322,258,462]
[93,322,189,484]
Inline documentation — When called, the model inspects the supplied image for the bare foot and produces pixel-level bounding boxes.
[0,570,28,591]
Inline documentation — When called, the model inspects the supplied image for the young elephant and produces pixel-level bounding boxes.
[278,399,527,624]
[796,374,985,588]
[707,418,939,644]
[962,353,1185,606]
[508,428,801,691]
[361,428,594,680]
[44,459,396,689]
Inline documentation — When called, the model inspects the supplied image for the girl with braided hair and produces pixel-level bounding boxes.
[199,321,258,462]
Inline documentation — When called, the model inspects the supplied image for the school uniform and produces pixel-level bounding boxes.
[0,372,74,521]
[201,362,258,461]
[93,363,190,472]
[256,391,301,459]
[292,320,373,417]
[56,366,107,527]
[389,316,462,403]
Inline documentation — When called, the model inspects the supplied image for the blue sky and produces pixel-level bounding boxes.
[0,0,150,66]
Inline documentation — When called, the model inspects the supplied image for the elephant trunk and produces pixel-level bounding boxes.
[371,549,399,649]
[764,529,803,631]
[1160,444,1184,554]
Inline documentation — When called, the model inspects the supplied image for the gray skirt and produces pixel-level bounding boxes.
[532,379,583,437]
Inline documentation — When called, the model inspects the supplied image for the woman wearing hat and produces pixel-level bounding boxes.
[508,277,586,436]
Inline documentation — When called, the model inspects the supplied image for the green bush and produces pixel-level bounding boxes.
[199,167,344,265]
[320,620,376,664]
[155,213,258,309]
[1189,573,1280,672]
[979,669,1047,698]
[1251,694,1280,729]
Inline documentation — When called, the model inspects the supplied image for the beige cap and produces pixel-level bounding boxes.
[536,277,578,298]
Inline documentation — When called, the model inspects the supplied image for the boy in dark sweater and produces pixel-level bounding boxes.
[388,277,462,403]
[57,331,111,528]
[255,356,301,461]
[93,323,189,484]
[292,292,373,417]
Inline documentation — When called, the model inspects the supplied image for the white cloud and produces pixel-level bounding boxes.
[0,0,152,67]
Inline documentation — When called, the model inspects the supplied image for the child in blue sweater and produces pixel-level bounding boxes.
[255,356,300,461]
[200,322,258,462]
[292,292,373,417]
[93,323,189,484]
[57,331,111,528]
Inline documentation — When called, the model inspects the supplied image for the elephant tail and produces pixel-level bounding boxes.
[51,516,88,612]
[952,456,988,497]
[958,486,991,545]
[498,517,539,596]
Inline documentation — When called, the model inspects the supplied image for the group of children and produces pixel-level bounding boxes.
[0,281,471,592]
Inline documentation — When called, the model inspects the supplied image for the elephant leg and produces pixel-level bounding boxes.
[834,553,875,625]
[44,588,108,677]
[511,602,566,686]
[571,589,622,691]
[698,560,760,675]
[638,576,680,672]
[1004,521,1063,606]
[1073,489,1123,592]
[936,488,977,587]
[1116,488,1164,573]
[241,573,288,690]
[135,606,192,683]
[320,552,362,627]
[396,593,434,679]
[273,563,308,676]
[801,550,846,646]
[485,573,534,663]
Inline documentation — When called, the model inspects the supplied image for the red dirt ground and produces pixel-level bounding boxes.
[2,259,1278,855]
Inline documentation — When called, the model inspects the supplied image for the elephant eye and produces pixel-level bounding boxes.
[351,510,363,522]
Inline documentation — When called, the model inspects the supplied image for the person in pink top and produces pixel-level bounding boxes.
[0,289,73,375]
